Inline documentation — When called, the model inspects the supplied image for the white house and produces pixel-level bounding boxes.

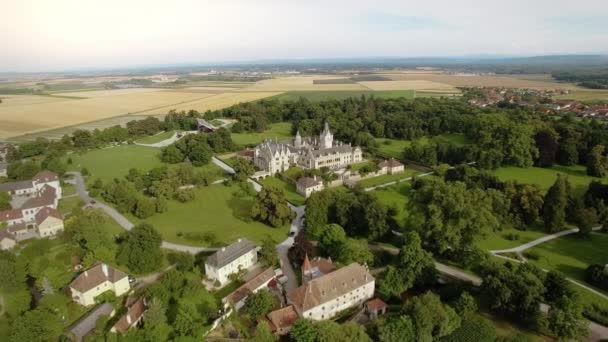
[35,207,64,237]
[377,158,405,175]
[296,176,324,198]
[69,263,130,306]
[205,238,258,285]
[288,263,375,321]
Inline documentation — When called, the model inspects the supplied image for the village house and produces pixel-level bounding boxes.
[254,123,362,175]
[111,297,147,335]
[296,176,324,198]
[378,158,405,175]
[288,262,375,320]
[222,267,276,310]
[69,263,131,306]
[265,305,299,335]
[68,303,115,342]
[205,238,258,285]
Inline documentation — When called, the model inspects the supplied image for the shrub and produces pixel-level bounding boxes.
[583,303,608,325]
[585,264,608,291]
[504,233,520,241]
[440,318,496,342]
[523,251,539,260]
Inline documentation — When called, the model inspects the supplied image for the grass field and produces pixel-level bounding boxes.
[379,72,579,89]
[58,196,84,214]
[271,90,415,102]
[493,165,608,195]
[67,145,163,182]
[476,224,548,251]
[231,122,293,146]
[373,183,413,221]
[375,133,469,159]
[129,183,289,246]
[258,176,306,206]
[356,168,419,188]
[135,130,176,144]
[554,89,608,102]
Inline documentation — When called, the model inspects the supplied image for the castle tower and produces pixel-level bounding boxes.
[294,129,302,149]
[320,122,333,149]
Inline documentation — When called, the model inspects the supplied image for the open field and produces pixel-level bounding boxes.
[360,80,457,91]
[375,133,469,159]
[373,183,412,221]
[231,122,293,146]
[135,130,176,144]
[129,183,289,246]
[247,75,369,91]
[554,89,608,102]
[54,88,164,98]
[258,176,306,206]
[271,90,416,102]
[138,91,282,115]
[476,224,548,251]
[493,165,608,195]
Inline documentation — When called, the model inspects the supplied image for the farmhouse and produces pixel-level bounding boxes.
[111,297,147,335]
[254,123,362,175]
[69,263,130,306]
[296,176,324,198]
[288,262,375,320]
[378,158,405,175]
[222,267,276,309]
[205,238,258,285]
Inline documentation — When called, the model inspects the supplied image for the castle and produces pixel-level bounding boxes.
[253,123,362,175]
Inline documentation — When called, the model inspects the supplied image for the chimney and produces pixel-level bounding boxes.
[102,264,108,277]
[126,314,132,325]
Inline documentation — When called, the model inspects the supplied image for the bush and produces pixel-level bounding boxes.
[585,264,608,291]
[504,233,520,241]
[523,251,539,260]
[440,319,496,342]
[583,303,608,325]
[174,188,196,203]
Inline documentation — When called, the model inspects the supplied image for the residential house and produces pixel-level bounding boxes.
[265,305,299,335]
[222,267,275,310]
[35,207,64,237]
[378,158,405,175]
[0,230,16,250]
[68,303,115,342]
[111,297,147,335]
[205,238,258,285]
[288,263,375,320]
[296,176,324,198]
[69,263,130,306]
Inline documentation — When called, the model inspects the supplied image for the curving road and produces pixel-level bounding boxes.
[490,226,602,254]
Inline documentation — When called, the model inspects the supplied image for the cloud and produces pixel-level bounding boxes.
[546,16,608,34]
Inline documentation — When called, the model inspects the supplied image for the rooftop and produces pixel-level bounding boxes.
[206,238,257,269]
[265,305,298,332]
[70,263,128,293]
[296,176,322,188]
[223,267,275,305]
[33,170,58,183]
[112,297,146,335]
[378,158,404,168]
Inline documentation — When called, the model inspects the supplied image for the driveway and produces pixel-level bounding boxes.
[276,204,306,294]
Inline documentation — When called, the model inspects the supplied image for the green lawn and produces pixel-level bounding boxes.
[231,122,293,146]
[476,224,548,251]
[373,183,412,221]
[375,133,468,159]
[58,196,84,214]
[61,183,76,196]
[527,232,608,282]
[258,176,306,206]
[135,130,176,144]
[68,145,163,183]
[129,183,289,247]
[357,168,419,188]
[493,165,608,195]
[271,90,415,102]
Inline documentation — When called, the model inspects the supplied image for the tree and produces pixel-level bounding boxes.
[288,233,313,267]
[542,175,569,233]
[251,321,276,342]
[233,157,255,182]
[160,145,185,163]
[378,232,433,298]
[587,145,607,178]
[251,187,295,227]
[453,291,478,320]
[116,223,163,274]
[134,196,156,218]
[441,319,496,342]
[259,236,279,267]
[173,302,200,337]
[0,191,11,210]
[188,143,212,166]
[557,139,579,166]
[9,308,63,342]
[377,315,416,342]
[174,188,196,203]
[315,321,371,342]
[505,182,544,227]
[535,128,559,167]
[290,319,317,342]
[404,292,461,342]
[575,207,598,236]
[544,271,576,305]
[244,289,275,321]
[548,296,588,341]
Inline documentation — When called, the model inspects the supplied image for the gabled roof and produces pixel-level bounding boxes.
[0,230,16,242]
[35,207,62,225]
[378,158,404,168]
[366,298,387,312]
[196,118,217,130]
[112,297,146,334]
[296,177,322,189]
[21,185,56,209]
[289,263,374,312]
[32,170,58,183]
[70,263,128,293]
[0,180,33,192]
[206,238,257,269]
[266,305,298,332]
[224,267,275,305]
[0,208,23,222]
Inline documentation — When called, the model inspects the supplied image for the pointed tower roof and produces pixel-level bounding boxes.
[322,122,330,135]
[302,254,312,273]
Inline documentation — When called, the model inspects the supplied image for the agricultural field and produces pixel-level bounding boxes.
[493,165,608,195]
[231,122,293,146]
[359,80,457,91]
[258,176,306,206]
[271,90,415,102]
[554,89,608,102]
[128,183,289,246]
[247,75,369,91]
[375,133,469,159]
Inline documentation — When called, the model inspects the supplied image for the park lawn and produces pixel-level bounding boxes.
[68,144,163,183]
[134,130,175,144]
[373,183,412,221]
[129,183,289,247]
[476,224,548,251]
[258,176,306,206]
[271,90,415,102]
[231,122,293,146]
[58,196,84,214]
[356,168,419,188]
[375,133,468,159]
[349,161,376,173]
[527,232,608,283]
[61,183,76,196]
[493,164,608,195]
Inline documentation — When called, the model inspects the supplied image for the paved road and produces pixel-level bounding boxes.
[136,121,234,148]
[490,226,603,254]
[276,205,306,294]
[363,171,434,191]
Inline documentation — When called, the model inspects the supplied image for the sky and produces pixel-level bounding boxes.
[1,0,608,72]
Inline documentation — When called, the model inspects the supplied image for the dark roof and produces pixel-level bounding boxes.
[112,297,146,334]
[32,170,58,183]
[21,185,56,209]
[0,180,33,192]
[35,207,62,225]
[70,263,128,293]
[378,158,404,168]
[0,230,15,242]
[69,303,114,341]
[196,118,217,130]
[0,208,23,222]
[297,177,322,188]
[6,222,27,233]
[206,238,257,268]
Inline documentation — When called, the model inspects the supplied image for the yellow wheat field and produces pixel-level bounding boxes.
[378,73,580,89]
[54,88,164,98]
[138,92,283,115]
[359,80,458,91]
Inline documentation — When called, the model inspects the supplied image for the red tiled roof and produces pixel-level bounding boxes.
[0,230,16,242]
[32,170,58,183]
[266,305,298,332]
[112,297,146,334]
[0,209,23,222]
[35,207,62,225]
[366,298,387,312]
[378,158,404,168]
[70,263,128,293]
[224,268,275,305]
[22,185,56,209]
